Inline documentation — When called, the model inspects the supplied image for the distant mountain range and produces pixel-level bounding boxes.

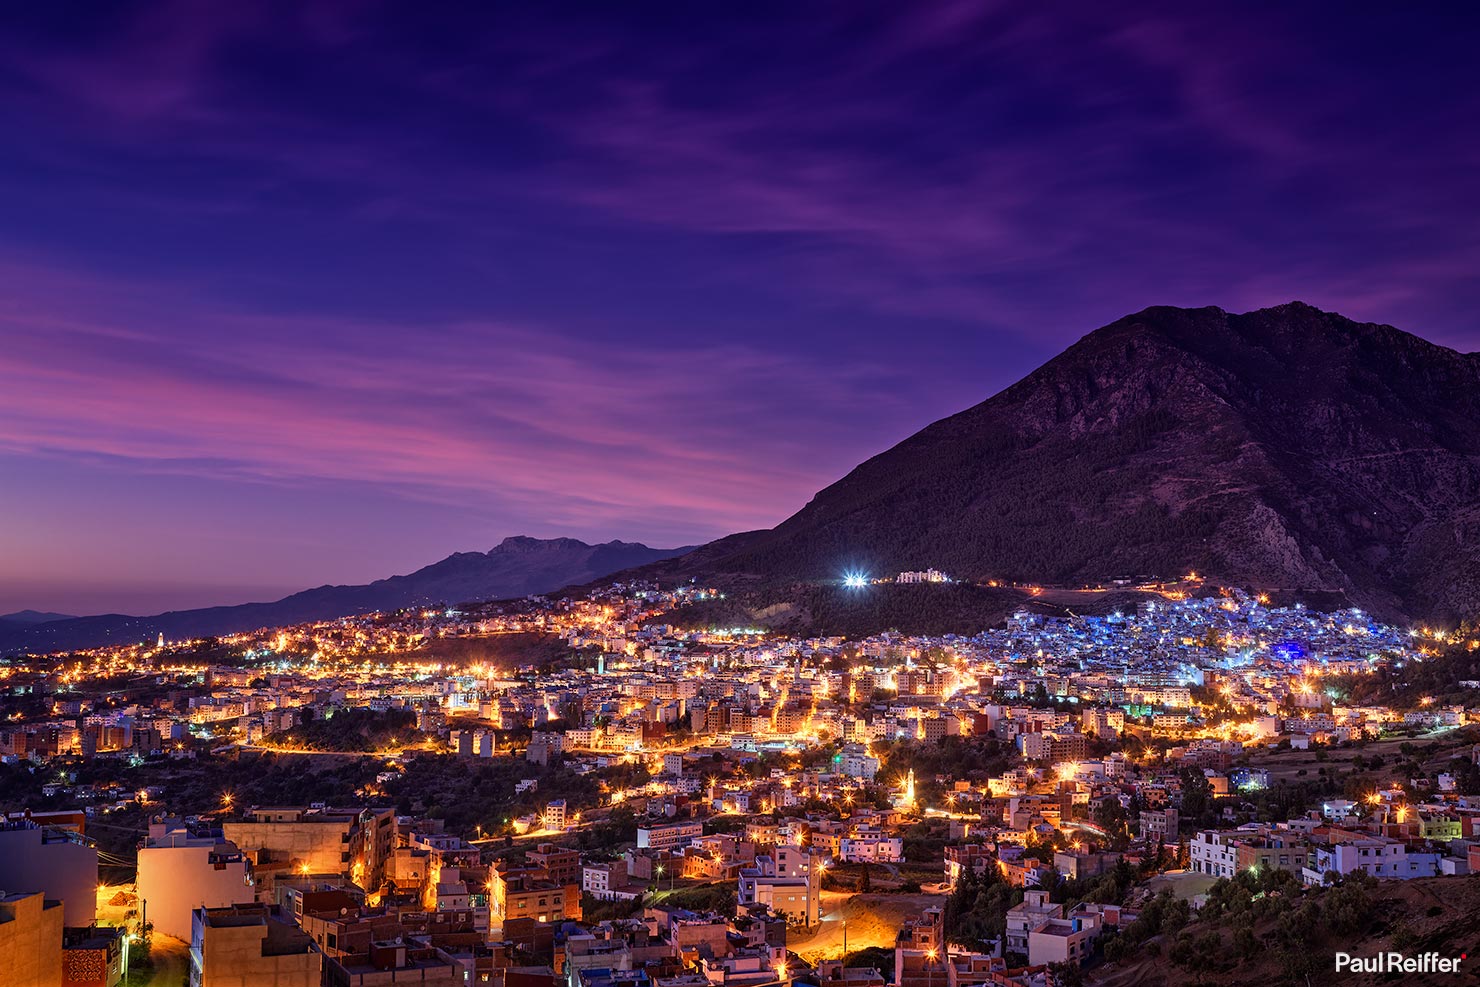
[632,302,1480,624]
[13,302,1477,652]
[0,610,76,625]
[0,537,690,654]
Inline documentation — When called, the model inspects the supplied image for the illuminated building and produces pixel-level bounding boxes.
[0,891,63,987]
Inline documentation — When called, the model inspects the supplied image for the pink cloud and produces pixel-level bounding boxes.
[0,258,923,538]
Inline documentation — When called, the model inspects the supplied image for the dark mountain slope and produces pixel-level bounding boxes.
[650,303,1480,622]
[1,536,691,654]
[0,610,75,625]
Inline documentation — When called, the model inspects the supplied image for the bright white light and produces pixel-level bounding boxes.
[843,572,868,589]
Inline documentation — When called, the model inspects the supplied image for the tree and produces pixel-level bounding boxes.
[1093,797,1131,850]
[1324,871,1375,935]
[1448,756,1480,795]
[1179,767,1212,821]
[1047,961,1084,987]
[1232,922,1258,959]
[943,867,1022,949]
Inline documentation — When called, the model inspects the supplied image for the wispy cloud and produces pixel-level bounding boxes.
[0,258,918,537]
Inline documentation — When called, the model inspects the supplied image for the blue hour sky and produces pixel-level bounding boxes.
[3,1,1479,615]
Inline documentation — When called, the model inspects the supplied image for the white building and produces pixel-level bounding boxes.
[136,822,255,940]
[1080,708,1124,739]
[582,862,615,898]
[738,854,820,926]
[0,819,100,928]
[1189,831,1240,879]
[565,727,602,748]
[837,836,904,863]
[1005,890,1062,958]
[839,748,879,781]
[637,821,703,851]
[1302,838,1443,885]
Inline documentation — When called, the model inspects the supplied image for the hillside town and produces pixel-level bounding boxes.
[3,580,1479,986]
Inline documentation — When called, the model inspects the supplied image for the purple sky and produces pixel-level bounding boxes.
[4,1,1480,616]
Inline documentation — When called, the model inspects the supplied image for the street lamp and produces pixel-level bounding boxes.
[927,947,938,987]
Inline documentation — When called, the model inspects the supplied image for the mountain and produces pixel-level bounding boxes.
[642,303,1480,623]
[0,610,76,625]
[0,537,691,655]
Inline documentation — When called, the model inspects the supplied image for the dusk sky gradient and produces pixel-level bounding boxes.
[4,1,1480,615]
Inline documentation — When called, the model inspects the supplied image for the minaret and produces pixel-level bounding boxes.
[905,768,916,807]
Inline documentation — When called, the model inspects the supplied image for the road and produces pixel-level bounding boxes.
[95,884,192,987]
[235,744,427,757]
[124,934,190,987]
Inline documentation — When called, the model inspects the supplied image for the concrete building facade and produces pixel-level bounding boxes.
[189,904,320,987]
[0,891,64,987]
[137,822,256,940]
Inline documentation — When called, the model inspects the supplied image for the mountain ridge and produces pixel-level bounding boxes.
[0,536,692,654]
[0,609,76,625]
[619,302,1480,623]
